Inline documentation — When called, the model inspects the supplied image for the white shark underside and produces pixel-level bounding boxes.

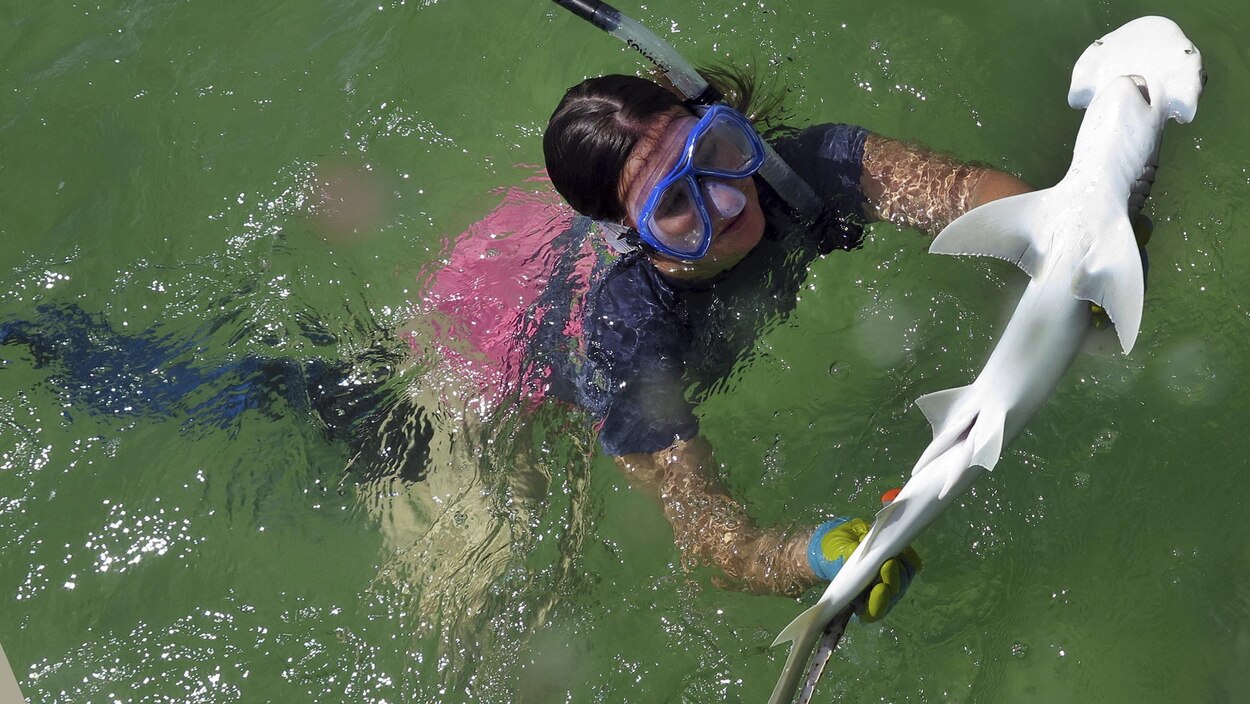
[768,17,1204,704]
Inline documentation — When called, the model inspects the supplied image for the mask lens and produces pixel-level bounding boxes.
[691,112,762,175]
[644,179,707,255]
[702,179,747,220]
[631,106,762,259]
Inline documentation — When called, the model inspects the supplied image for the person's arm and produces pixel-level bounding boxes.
[582,263,815,593]
[614,435,820,596]
[859,133,1033,235]
[613,435,919,615]
[586,257,917,604]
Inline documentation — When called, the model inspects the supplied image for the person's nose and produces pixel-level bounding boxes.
[702,180,746,222]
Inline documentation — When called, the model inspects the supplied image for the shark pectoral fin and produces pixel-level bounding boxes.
[929,190,1052,278]
[915,384,973,438]
[768,603,833,704]
[1074,217,1145,353]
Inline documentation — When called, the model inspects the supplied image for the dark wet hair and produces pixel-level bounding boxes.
[542,66,785,223]
[542,74,683,223]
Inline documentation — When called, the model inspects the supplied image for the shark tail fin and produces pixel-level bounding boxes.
[1073,214,1144,353]
[930,189,1054,279]
[768,603,835,704]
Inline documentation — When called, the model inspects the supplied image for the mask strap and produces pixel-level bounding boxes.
[681,87,723,111]
[595,221,641,254]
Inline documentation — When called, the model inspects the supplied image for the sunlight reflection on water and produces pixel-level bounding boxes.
[2,1,1250,703]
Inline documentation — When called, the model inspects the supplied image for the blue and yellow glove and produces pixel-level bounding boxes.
[807,514,921,622]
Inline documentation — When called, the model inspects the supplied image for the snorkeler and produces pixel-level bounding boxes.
[540,69,1035,611]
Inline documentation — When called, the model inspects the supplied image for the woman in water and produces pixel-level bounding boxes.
[541,69,1034,614]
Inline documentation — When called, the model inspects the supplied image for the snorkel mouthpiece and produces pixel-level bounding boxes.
[704,180,747,220]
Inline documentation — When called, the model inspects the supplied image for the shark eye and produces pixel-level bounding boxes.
[1184,47,1195,55]
[1093,40,1104,46]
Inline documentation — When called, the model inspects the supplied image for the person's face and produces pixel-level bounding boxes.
[618,107,765,276]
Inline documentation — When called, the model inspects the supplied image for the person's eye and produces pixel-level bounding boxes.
[657,188,691,219]
[695,136,725,165]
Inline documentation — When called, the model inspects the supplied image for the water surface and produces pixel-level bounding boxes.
[2,1,1249,702]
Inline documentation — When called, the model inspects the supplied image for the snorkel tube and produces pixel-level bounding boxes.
[550,0,822,219]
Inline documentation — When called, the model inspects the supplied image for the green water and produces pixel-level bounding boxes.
[3,1,1249,702]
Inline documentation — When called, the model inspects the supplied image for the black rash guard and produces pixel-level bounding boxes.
[575,123,871,456]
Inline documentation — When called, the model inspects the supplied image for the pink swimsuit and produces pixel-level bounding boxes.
[406,176,600,408]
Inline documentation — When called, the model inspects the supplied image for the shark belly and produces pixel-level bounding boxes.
[974,261,1092,441]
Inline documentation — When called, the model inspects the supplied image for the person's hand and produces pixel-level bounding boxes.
[806,516,921,622]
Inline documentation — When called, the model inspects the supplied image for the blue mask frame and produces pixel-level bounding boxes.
[633,105,767,260]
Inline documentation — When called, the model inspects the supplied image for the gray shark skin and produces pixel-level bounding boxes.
[768,17,1204,704]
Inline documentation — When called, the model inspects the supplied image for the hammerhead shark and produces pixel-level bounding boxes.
[768,16,1205,704]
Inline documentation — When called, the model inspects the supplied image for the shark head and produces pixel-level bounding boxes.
[1068,16,1205,124]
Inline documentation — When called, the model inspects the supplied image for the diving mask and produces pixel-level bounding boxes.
[628,104,766,260]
